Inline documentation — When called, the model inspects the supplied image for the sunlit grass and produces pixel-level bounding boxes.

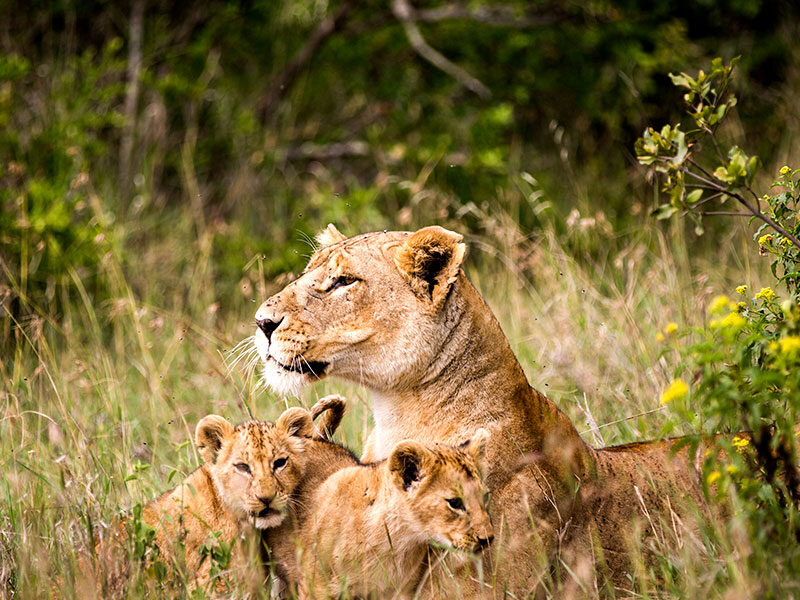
[0,204,776,598]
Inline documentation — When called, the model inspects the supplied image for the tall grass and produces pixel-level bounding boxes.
[0,195,777,597]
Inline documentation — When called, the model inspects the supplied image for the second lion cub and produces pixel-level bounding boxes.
[297,428,494,599]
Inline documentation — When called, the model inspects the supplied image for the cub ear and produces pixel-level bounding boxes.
[315,223,347,247]
[388,440,432,492]
[310,394,347,440]
[460,428,490,473]
[276,407,316,439]
[195,415,234,465]
[394,226,466,306]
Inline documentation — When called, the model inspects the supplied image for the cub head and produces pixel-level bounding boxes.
[387,428,493,557]
[194,408,315,529]
[252,224,467,396]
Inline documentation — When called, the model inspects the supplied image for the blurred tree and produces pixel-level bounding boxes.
[1,0,799,312]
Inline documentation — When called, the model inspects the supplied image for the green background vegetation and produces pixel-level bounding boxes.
[2,1,800,597]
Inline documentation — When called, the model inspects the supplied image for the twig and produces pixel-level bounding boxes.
[579,406,666,435]
[259,2,352,121]
[119,0,144,188]
[284,140,369,161]
[391,0,491,100]
[698,211,750,217]
[414,4,563,27]
[682,167,800,248]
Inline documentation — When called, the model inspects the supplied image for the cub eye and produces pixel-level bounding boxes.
[483,491,491,505]
[234,463,251,475]
[273,457,288,470]
[327,275,357,292]
[446,497,465,511]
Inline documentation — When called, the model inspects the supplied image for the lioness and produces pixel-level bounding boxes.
[253,225,711,596]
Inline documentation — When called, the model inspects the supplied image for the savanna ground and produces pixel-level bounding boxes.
[2,1,800,597]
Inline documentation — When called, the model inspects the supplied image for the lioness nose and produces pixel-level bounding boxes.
[477,535,494,549]
[255,316,282,341]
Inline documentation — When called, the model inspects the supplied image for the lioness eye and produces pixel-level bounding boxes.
[328,275,357,291]
[273,457,288,470]
[446,497,465,511]
[234,463,251,474]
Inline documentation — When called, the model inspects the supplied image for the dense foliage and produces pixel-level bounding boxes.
[2,0,800,315]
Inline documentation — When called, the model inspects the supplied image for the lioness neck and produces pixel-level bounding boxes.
[370,274,591,484]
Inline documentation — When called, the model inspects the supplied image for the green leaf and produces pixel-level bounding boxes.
[687,189,703,205]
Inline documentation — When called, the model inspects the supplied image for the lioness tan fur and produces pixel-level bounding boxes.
[253,225,712,596]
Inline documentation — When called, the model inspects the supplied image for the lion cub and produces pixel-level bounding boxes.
[293,428,494,599]
[93,406,319,594]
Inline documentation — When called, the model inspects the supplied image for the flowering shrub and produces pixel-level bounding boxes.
[637,59,800,593]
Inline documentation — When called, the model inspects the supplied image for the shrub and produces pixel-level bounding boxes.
[637,58,800,595]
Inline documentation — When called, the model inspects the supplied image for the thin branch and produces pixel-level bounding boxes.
[259,2,352,121]
[698,211,750,217]
[680,167,800,248]
[391,0,491,100]
[119,0,144,188]
[414,4,563,28]
[284,140,369,161]
[686,157,718,183]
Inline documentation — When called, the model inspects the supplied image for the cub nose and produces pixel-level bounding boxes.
[477,535,494,550]
[255,316,282,341]
[257,495,274,508]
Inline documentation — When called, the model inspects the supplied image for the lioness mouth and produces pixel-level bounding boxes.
[269,355,328,376]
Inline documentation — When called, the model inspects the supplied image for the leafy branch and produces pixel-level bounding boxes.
[635,57,800,250]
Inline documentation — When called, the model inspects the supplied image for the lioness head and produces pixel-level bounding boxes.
[195,408,316,529]
[253,224,466,396]
[388,428,493,555]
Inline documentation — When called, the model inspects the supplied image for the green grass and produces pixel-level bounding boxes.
[0,208,775,598]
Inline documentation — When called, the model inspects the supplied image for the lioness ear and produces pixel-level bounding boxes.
[389,440,432,491]
[310,394,347,440]
[276,407,315,439]
[460,428,490,473]
[315,223,347,247]
[196,415,234,465]
[394,226,466,306]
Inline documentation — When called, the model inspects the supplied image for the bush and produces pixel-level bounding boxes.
[637,59,800,596]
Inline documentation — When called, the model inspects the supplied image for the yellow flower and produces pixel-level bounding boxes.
[758,234,772,246]
[780,165,791,175]
[756,287,775,301]
[656,332,665,342]
[707,470,721,485]
[726,464,739,475]
[718,311,746,331]
[660,379,689,404]
[709,295,731,314]
[775,335,800,358]
[780,237,793,248]
[737,302,746,311]
[664,322,678,335]
[735,285,748,295]
[732,436,749,448]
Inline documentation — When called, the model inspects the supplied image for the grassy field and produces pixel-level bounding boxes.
[0,201,777,598]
